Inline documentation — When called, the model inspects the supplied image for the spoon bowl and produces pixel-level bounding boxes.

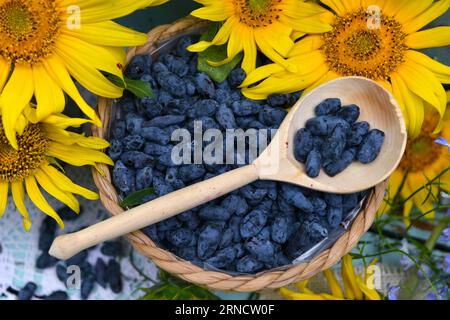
[49,76,407,260]
[257,76,408,193]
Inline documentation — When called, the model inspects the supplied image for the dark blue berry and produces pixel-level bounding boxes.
[66,250,88,266]
[322,123,348,161]
[347,121,370,147]
[146,115,186,128]
[215,104,236,129]
[126,113,145,135]
[120,151,153,169]
[205,247,236,269]
[136,166,153,190]
[112,120,126,139]
[240,209,267,238]
[140,126,171,145]
[314,98,341,116]
[324,148,357,177]
[18,282,38,300]
[357,129,385,164]
[43,291,69,300]
[280,184,313,212]
[245,238,275,263]
[195,73,215,97]
[108,139,123,161]
[327,206,343,227]
[178,165,206,182]
[197,224,222,260]
[228,68,246,88]
[126,55,151,79]
[199,205,231,221]
[236,255,263,273]
[156,71,186,97]
[187,99,219,118]
[305,150,322,178]
[106,260,123,294]
[36,252,58,269]
[271,216,289,244]
[101,242,122,257]
[337,104,360,124]
[123,135,145,151]
[167,228,194,247]
[231,100,261,117]
[95,258,108,288]
[294,128,313,162]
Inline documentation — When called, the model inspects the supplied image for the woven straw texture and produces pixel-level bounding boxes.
[92,16,388,292]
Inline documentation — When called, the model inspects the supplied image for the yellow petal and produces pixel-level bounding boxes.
[64,21,148,47]
[60,0,169,24]
[341,255,363,300]
[241,63,285,88]
[406,27,450,49]
[0,58,11,90]
[54,35,124,98]
[34,169,80,214]
[41,114,91,129]
[394,0,433,26]
[405,50,450,84]
[356,277,381,300]
[289,35,323,58]
[0,65,34,148]
[41,165,99,201]
[190,1,234,21]
[11,181,31,231]
[42,55,101,126]
[324,269,344,298]
[397,63,446,119]
[402,0,450,34]
[320,0,347,16]
[47,142,114,167]
[241,28,258,74]
[32,65,66,121]
[25,176,64,229]
[391,72,424,138]
[279,288,326,300]
[0,182,8,217]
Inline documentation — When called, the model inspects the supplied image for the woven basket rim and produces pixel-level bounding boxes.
[91,16,387,292]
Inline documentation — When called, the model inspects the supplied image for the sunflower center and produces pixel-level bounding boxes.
[235,0,281,28]
[0,120,49,182]
[322,10,408,80]
[0,0,62,65]
[400,136,442,173]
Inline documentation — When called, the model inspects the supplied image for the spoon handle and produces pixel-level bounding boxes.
[49,164,260,260]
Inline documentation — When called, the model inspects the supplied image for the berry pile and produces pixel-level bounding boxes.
[111,36,367,274]
[18,206,124,300]
[294,98,385,178]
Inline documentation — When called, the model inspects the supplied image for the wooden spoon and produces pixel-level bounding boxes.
[49,77,407,260]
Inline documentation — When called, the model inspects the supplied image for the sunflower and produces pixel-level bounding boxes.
[381,96,450,226]
[280,255,381,300]
[187,0,332,74]
[0,0,167,148]
[0,108,113,231]
[242,0,450,137]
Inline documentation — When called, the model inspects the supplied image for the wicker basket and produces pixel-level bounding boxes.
[92,16,387,292]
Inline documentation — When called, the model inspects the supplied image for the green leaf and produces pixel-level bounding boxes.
[139,271,220,300]
[197,23,243,83]
[47,157,65,173]
[107,74,153,99]
[120,188,154,208]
